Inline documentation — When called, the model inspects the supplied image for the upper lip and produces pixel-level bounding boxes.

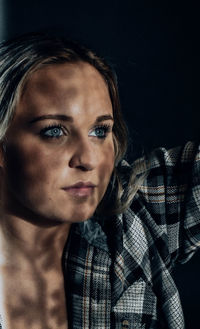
[63,181,97,189]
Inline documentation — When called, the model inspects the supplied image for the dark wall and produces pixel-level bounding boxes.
[2,1,199,327]
[2,0,198,149]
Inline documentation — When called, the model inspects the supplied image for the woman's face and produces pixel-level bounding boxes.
[1,62,115,224]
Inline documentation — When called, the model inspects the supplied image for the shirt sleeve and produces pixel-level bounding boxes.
[136,141,200,264]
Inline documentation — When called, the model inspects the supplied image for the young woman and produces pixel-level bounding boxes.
[0,32,199,329]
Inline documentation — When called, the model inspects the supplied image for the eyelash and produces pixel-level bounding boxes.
[89,124,112,139]
[40,124,65,139]
[39,124,112,140]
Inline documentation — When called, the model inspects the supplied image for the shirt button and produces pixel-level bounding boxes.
[122,319,129,328]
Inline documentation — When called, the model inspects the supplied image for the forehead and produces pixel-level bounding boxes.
[18,61,112,118]
[24,61,107,92]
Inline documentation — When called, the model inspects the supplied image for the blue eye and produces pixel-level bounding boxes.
[89,125,111,139]
[40,124,112,140]
[40,125,64,138]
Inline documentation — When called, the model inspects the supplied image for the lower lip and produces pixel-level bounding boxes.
[63,187,95,197]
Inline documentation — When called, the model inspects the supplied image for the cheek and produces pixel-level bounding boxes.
[97,142,115,196]
[3,143,54,194]
[2,138,115,217]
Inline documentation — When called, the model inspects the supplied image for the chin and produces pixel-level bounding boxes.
[67,210,96,223]
[47,206,96,224]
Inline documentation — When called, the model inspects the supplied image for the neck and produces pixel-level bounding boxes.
[0,211,71,329]
[0,211,71,269]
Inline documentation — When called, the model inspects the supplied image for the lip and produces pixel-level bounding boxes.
[62,181,97,197]
[64,181,97,189]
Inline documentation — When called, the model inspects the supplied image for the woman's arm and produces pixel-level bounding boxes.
[135,141,200,264]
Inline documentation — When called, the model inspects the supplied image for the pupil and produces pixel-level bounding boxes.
[96,128,103,136]
[53,128,59,134]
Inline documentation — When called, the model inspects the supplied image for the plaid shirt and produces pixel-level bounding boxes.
[63,141,200,329]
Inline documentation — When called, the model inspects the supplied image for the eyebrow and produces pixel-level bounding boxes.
[29,114,114,124]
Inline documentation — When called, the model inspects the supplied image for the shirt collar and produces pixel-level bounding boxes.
[74,216,109,252]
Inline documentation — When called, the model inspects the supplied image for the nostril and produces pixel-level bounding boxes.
[69,157,94,171]
[76,165,93,171]
[68,143,95,170]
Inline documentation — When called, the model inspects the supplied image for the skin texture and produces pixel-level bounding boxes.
[2,61,115,225]
[0,61,115,329]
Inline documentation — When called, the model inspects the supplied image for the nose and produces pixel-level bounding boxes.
[69,137,97,171]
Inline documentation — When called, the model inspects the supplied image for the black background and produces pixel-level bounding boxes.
[1,0,199,327]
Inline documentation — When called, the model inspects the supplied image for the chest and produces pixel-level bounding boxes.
[0,265,68,329]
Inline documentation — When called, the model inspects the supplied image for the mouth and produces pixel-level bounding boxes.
[62,181,97,197]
